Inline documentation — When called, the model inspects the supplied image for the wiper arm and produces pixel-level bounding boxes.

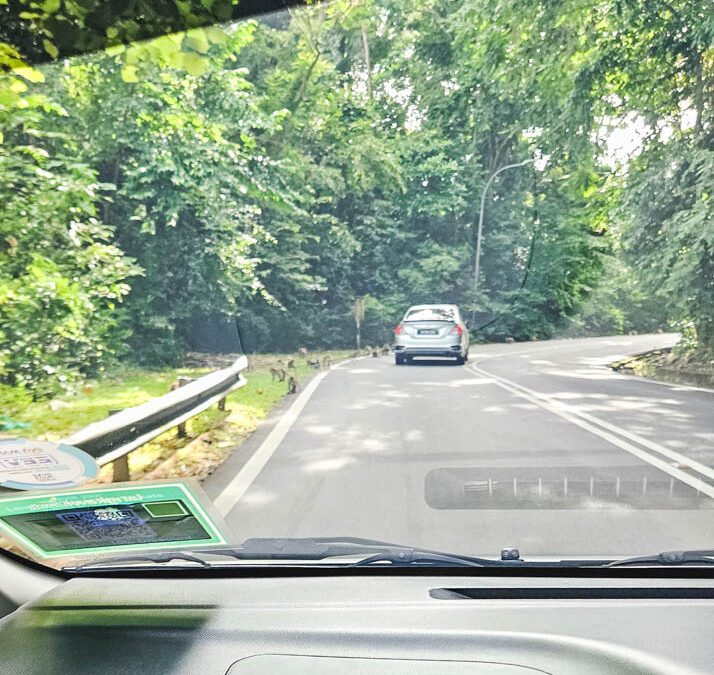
[64,537,509,571]
[233,536,506,567]
[64,550,211,572]
[607,549,714,568]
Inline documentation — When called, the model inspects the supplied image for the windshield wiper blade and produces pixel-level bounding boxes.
[607,549,714,568]
[64,537,510,571]
[233,536,506,567]
[64,550,211,572]
[234,537,500,566]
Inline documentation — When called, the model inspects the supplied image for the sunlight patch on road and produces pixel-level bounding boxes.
[238,488,277,507]
[304,424,335,435]
[363,437,389,452]
[304,456,355,473]
[547,391,691,419]
[550,392,608,400]
[541,367,630,380]
[412,378,492,387]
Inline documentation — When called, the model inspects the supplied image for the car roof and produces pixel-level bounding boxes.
[406,304,458,311]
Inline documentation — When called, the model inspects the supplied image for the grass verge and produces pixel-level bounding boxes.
[1,351,355,484]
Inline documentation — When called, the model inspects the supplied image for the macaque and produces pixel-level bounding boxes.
[170,376,193,391]
[287,376,298,394]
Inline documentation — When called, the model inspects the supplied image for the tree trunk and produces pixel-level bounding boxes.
[362,27,373,101]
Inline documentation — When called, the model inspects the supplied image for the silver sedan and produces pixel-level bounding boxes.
[393,304,470,365]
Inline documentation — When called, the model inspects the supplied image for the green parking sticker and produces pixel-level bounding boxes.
[0,482,227,559]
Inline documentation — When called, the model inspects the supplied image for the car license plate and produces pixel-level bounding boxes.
[418,329,438,335]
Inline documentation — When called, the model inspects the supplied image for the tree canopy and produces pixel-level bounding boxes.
[1,0,712,396]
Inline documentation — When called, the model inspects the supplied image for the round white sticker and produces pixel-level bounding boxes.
[0,438,98,490]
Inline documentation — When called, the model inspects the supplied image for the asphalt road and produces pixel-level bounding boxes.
[205,334,714,558]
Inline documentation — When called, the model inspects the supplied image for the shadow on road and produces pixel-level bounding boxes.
[401,358,463,367]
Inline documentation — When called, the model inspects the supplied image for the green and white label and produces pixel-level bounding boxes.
[0,482,227,559]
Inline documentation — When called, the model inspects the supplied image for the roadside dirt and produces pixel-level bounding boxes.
[611,347,714,389]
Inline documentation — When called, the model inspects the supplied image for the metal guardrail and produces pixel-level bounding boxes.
[64,355,248,478]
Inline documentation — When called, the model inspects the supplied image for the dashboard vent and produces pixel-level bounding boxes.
[431,587,714,600]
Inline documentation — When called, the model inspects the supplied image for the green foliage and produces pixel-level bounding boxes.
[1,0,711,396]
[0,383,32,418]
[622,142,713,348]
[0,74,139,395]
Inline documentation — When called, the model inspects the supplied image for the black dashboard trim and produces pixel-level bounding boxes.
[431,586,714,599]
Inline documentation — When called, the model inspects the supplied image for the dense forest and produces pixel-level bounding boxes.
[0,0,712,397]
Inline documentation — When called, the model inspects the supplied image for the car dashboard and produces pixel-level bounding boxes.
[0,566,713,674]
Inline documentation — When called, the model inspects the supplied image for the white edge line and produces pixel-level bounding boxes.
[471,361,714,482]
[471,337,713,394]
[212,357,365,515]
[467,363,714,500]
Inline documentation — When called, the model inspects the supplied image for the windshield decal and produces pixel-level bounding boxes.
[0,438,98,491]
[0,481,227,559]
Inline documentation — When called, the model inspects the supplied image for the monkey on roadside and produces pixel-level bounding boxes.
[287,376,298,394]
[287,359,295,369]
[298,347,309,357]
[269,367,281,381]
[170,376,193,391]
[322,355,331,369]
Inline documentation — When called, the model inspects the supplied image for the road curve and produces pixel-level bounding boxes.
[205,334,714,558]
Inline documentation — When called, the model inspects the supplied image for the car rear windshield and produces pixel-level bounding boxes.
[405,308,457,322]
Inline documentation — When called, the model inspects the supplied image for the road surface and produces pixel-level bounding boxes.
[205,334,714,558]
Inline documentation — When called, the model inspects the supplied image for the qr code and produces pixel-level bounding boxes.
[56,507,156,544]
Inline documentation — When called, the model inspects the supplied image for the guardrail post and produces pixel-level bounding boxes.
[218,397,226,411]
[107,408,130,482]
[113,455,130,482]
[173,377,192,438]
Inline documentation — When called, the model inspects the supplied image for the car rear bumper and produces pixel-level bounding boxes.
[394,344,463,357]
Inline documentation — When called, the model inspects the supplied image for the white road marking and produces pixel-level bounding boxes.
[470,357,714,481]
[472,335,713,394]
[213,357,365,515]
[213,371,330,515]
[468,362,714,499]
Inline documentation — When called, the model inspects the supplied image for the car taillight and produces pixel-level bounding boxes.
[450,324,463,336]
[394,323,404,335]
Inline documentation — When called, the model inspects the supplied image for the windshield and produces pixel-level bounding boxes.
[1,0,713,571]
[404,307,457,322]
